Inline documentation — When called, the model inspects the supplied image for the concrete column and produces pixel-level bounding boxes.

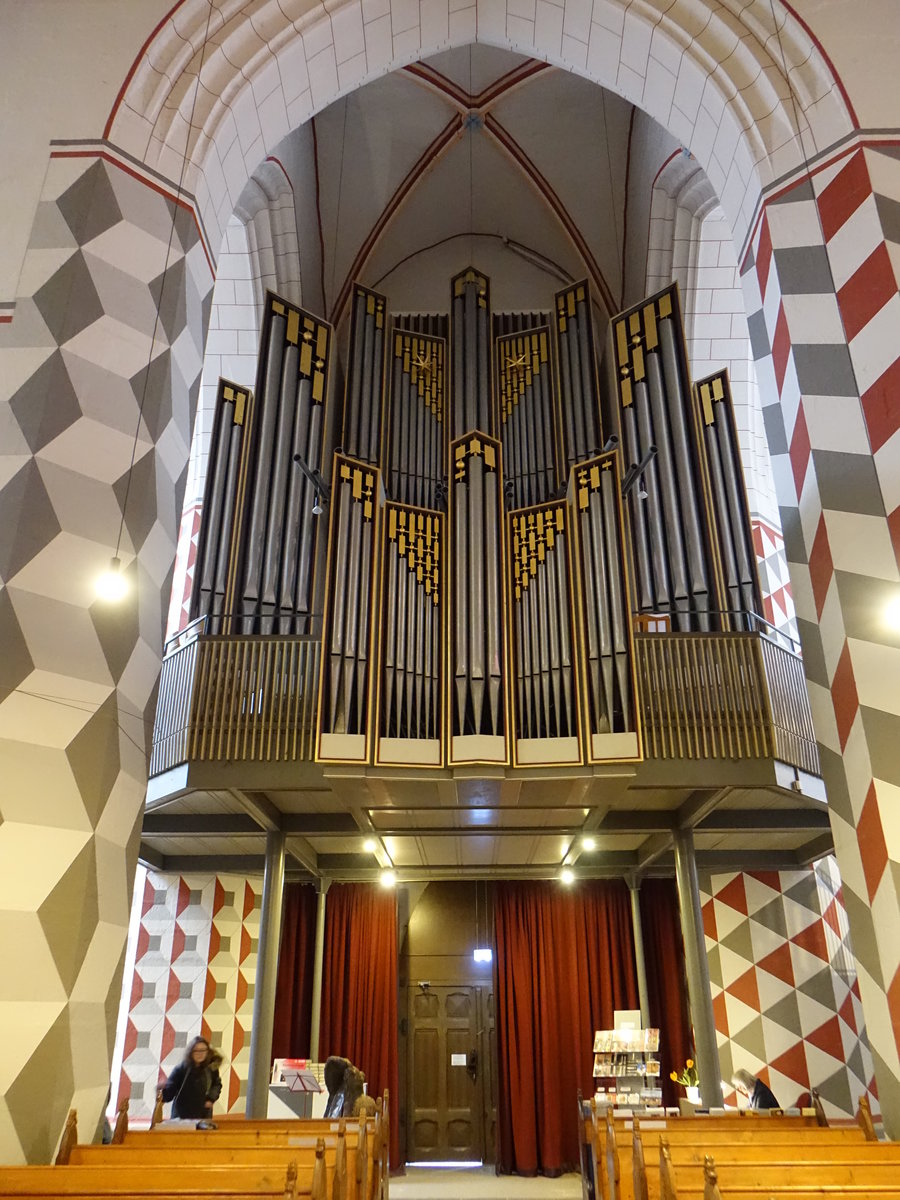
[246,831,286,1117]
[673,829,723,1108]
[628,879,650,1027]
[308,880,329,1061]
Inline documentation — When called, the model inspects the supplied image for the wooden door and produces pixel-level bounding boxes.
[406,984,484,1162]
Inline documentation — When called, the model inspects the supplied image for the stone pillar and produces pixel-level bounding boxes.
[246,831,286,1118]
[309,881,329,1060]
[629,880,650,1027]
[673,830,723,1108]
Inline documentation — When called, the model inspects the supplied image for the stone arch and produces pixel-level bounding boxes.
[108,0,855,271]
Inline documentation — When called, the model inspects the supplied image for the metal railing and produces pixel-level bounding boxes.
[150,634,321,776]
[634,630,819,775]
[151,628,818,777]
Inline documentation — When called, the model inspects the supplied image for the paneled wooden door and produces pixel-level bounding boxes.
[406,984,493,1163]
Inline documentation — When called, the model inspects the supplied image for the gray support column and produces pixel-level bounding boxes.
[246,831,286,1118]
[628,879,650,1028]
[309,880,330,1061]
[673,829,723,1108]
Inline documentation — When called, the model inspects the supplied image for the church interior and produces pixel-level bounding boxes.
[2,0,900,1187]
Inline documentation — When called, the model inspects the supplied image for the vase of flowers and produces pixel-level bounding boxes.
[670,1059,700,1104]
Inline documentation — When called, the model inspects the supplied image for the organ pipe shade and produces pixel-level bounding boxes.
[386,328,446,509]
[318,455,380,738]
[610,284,725,632]
[377,504,443,741]
[343,284,387,466]
[555,281,604,470]
[451,267,494,440]
[449,431,506,740]
[508,502,578,741]
[191,379,249,634]
[231,292,332,635]
[693,369,763,628]
[497,326,559,509]
[570,452,636,740]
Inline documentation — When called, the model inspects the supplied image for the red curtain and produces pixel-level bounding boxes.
[639,879,694,1109]
[494,881,639,1176]
[318,883,400,1168]
[272,883,318,1059]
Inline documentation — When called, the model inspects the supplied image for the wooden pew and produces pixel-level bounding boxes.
[667,1151,900,1199]
[0,1161,303,1198]
[631,1113,867,1200]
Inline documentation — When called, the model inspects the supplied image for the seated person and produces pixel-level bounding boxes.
[323,1055,366,1118]
[731,1067,780,1110]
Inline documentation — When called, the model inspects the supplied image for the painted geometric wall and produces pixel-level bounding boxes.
[701,857,878,1123]
[117,871,261,1121]
[752,519,799,645]
[0,148,212,1164]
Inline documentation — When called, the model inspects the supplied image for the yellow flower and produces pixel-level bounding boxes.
[686,1059,693,1069]
[670,1072,677,1081]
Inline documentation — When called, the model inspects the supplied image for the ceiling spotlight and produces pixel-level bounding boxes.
[95,556,128,602]
[363,838,377,854]
[560,867,575,886]
[380,869,397,888]
[885,595,900,632]
[582,836,596,851]
[312,491,324,516]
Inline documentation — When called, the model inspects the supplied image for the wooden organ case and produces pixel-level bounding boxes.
[189,276,763,772]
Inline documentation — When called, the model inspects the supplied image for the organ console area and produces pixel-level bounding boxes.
[184,270,764,775]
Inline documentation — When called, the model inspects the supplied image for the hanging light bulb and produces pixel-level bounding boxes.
[312,491,323,516]
[95,556,128,602]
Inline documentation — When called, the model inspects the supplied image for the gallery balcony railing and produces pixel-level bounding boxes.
[633,620,819,775]
[150,617,321,777]
[150,616,819,778]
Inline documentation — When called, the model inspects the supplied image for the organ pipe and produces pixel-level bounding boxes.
[450,432,506,743]
[694,370,763,628]
[497,326,559,509]
[231,293,332,635]
[318,455,379,742]
[451,268,493,440]
[610,285,725,632]
[385,329,446,509]
[342,285,387,466]
[555,281,603,470]
[191,380,249,634]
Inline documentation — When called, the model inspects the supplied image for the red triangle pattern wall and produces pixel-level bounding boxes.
[700,856,879,1123]
[116,871,260,1120]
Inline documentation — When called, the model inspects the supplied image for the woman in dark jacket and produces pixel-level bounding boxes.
[161,1037,223,1119]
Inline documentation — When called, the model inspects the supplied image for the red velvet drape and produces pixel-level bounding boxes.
[494,880,639,1176]
[272,883,318,1059]
[318,883,400,1168]
[639,879,694,1109]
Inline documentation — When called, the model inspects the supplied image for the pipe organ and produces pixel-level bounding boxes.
[191,272,762,769]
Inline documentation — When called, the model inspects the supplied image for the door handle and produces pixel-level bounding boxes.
[466,1049,478,1081]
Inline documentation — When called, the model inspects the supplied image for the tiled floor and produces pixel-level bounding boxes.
[390,1166,582,1198]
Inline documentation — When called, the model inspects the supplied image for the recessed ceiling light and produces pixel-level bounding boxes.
[380,870,396,888]
[363,838,377,853]
[582,836,596,851]
[561,868,575,885]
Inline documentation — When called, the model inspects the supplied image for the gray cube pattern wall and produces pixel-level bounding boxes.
[0,149,212,1163]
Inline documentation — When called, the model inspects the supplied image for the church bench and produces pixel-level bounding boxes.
[629,1116,870,1200]
[0,1162,306,1198]
[659,1148,900,1200]
[603,1108,830,1200]
[642,1139,900,1200]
